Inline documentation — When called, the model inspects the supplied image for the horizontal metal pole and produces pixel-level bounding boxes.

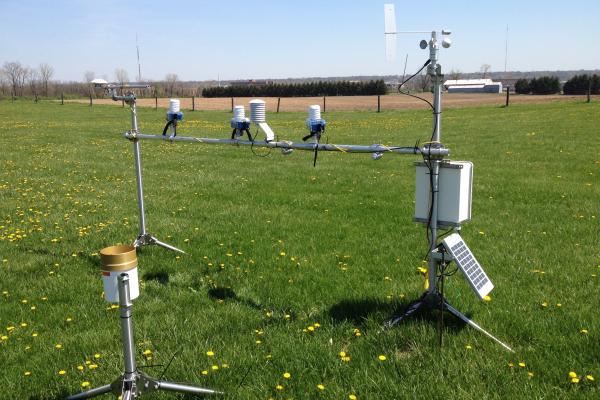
[124,133,449,156]
[107,83,151,89]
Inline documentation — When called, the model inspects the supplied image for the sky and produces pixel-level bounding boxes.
[1,0,599,82]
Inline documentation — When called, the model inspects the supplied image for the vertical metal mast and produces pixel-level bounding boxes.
[427,31,443,292]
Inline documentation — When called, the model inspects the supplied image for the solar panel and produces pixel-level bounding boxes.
[442,233,494,300]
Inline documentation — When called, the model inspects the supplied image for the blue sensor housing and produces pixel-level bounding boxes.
[167,111,184,121]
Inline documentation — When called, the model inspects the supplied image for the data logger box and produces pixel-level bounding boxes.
[415,160,473,226]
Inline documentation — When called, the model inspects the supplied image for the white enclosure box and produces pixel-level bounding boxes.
[415,160,473,226]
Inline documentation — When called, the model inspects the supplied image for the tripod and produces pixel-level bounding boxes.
[67,274,221,399]
[386,31,513,352]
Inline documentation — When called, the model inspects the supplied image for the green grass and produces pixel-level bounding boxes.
[0,99,598,399]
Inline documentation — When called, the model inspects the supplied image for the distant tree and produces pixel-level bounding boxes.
[115,68,129,85]
[562,74,600,95]
[0,70,7,96]
[529,76,560,95]
[3,61,28,97]
[84,71,95,83]
[417,71,431,92]
[38,63,54,97]
[449,69,462,80]
[165,73,179,96]
[83,71,96,96]
[27,67,40,99]
[592,74,600,94]
[480,64,491,78]
[514,78,530,94]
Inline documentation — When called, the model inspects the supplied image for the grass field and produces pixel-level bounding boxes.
[0,99,598,399]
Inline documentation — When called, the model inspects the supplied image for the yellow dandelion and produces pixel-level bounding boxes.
[528,372,534,378]
[508,363,514,368]
[580,329,589,334]
[32,333,38,337]
[307,326,315,332]
[66,317,73,322]
[206,350,215,357]
[349,395,357,400]
[24,371,32,376]
[465,345,472,350]
[81,381,90,388]
[55,344,63,350]
[586,375,594,381]
[77,365,84,371]
[569,371,577,378]
[276,384,284,391]
[313,323,321,328]
[283,372,291,379]
[339,351,346,358]
[142,349,152,356]
[342,356,351,362]
[317,384,325,390]
[58,370,67,376]
[518,362,526,368]
[378,355,387,361]
[94,353,101,359]
[201,370,208,375]
[211,365,219,371]
[0,335,8,341]
[483,295,491,302]
[571,377,580,384]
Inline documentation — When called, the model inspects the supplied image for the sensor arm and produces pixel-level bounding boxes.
[124,132,450,157]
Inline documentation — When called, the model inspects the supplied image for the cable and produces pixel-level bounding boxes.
[159,349,182,380]
[250,128,272,158]
[398,59,434,110]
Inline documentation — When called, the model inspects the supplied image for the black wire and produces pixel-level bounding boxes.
[398,59,431,89]
[398,59,434,110]
[250,129,272,158]
[159,349,182,380]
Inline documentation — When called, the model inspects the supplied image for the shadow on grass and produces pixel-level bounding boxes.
[208,286,261,311]
[143,270,170,284]
[207,286,298,323]
[328,296,469,333]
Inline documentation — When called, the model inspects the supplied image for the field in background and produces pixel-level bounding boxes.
[67,93,599,112]
[0,100,599,399]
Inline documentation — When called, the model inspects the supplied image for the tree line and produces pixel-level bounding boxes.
[514,74,600,95]
[202,80,387,98]
[0,61,194,99]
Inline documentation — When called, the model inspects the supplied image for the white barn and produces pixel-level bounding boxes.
[444,79,503,93]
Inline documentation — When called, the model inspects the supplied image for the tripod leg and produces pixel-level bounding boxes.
[443,301,514,352]
[150,236,186,254]
[67,384,113,400]
[158,380,223,395]
[385,293,429,328]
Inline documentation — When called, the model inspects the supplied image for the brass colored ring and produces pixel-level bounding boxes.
[100,245,138,271]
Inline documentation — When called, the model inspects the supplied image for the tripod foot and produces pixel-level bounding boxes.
[133,233,186,254]
[158,380,224,395]
[443,300,514,352]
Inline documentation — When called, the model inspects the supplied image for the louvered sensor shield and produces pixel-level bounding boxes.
[442,233,494,300]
